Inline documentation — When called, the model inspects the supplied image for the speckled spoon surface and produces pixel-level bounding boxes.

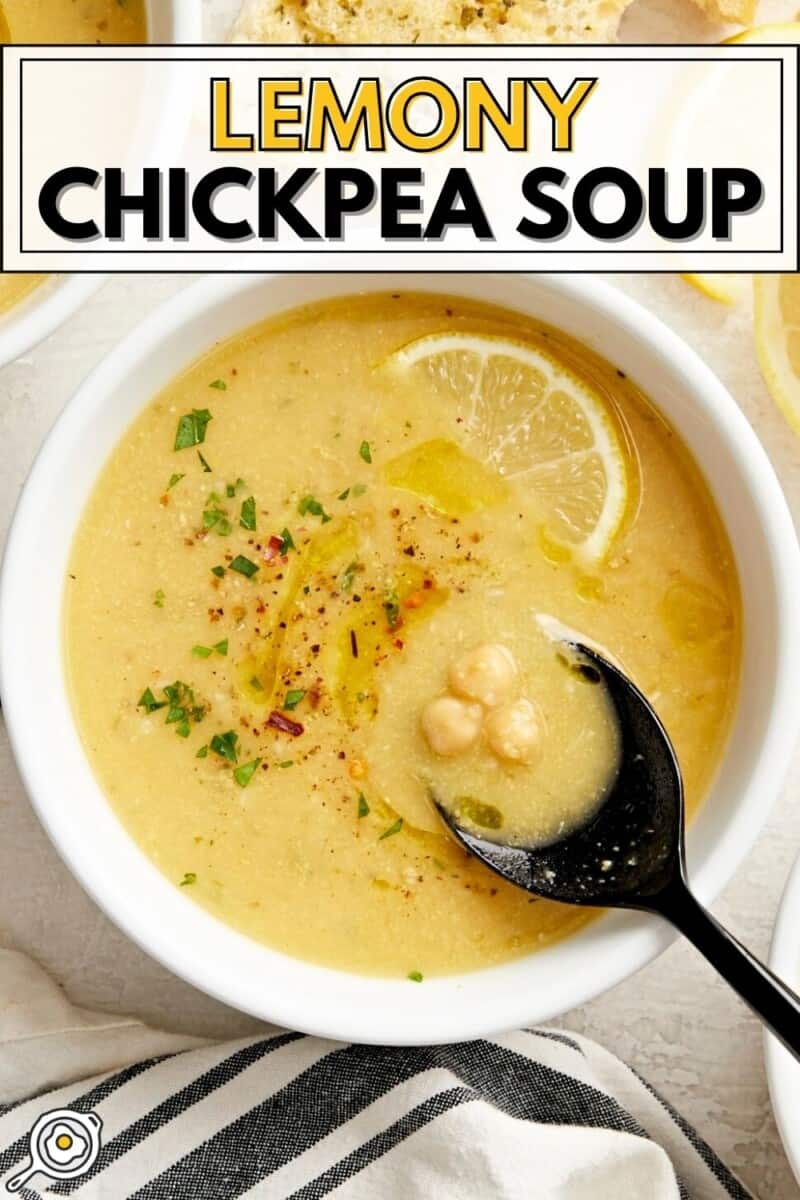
[435,642,800,1060]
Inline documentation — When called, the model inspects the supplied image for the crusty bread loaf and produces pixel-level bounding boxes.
[232,0,636,44]
[688,0,757,23]
[231,0,757,45]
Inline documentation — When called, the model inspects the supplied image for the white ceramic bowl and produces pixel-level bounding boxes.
[2,273,799,1045]
[766,858,800,1186]
[0,0,201,370]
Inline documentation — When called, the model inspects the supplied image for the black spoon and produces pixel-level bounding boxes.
[434,642,800,1060]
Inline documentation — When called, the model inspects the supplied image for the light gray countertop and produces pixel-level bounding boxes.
[3,1,800,1194]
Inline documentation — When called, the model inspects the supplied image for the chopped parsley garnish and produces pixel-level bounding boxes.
[379,818,403,841]
[234,758,262,788]
[210,729,239,764]
[249,675,264,691]
[167,473,185,491]
[240,496,256,532]
[340,561,359,592]
[203,506,231,536]
[226,478,246,498]
[230,555,259,578]
[189,641,226,663]
[138,682,206,739]
[408,971,423,983]
[196,745,209,759]
[352,482,367,497]
[211,565,226,578]
[278,760,294,768]
[357,793,369,818]
[174,408,212,451]
[198,451,213,473]
[384,590,401,630]
[153,589,166,608]
[179,872,197,887]
[279,528,296,553]
[137,688,166,713]
[164,681,202,714]
[359,440,373,464]
[209,378,227,391]
[283,689,305,711]
[338,487,350,501]
[298,495,332,524]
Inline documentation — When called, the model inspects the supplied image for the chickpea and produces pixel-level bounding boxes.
[448,643,518,708]
[485,698,542,764]
[421,696,483,757]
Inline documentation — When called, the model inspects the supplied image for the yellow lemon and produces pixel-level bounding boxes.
[384,332,628,564]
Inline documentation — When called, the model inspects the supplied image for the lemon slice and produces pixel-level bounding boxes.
[734,21,800,430]
[754,275,800,435]
[724,22,800,46]
[682,273,748,306]
[385,332,628,564]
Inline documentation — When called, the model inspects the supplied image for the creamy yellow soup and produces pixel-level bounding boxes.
[0,0,147,44]
[0,276,47,318]
[0,0,147,318]
[65,293,740,979]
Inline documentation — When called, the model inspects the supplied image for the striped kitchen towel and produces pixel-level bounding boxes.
[0,950,751,1200]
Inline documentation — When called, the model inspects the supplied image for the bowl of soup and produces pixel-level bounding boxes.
[1,273,798,1043]
[0,0,200,370]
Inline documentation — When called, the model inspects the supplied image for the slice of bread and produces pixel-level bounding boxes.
[232,0,637,44]
[689,0,757,23]
[231,0,758,46]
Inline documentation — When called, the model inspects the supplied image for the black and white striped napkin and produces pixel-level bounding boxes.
[0,951,751,1200]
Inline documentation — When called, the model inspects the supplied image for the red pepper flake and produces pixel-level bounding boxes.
[394,638,404,650]
[263,535,283,563]
[266,710,304,737]
[423,579,434,590]
[350,629,359,659]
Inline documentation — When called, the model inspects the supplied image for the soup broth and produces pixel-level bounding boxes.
[0,0,147,319]
[65,293,740,978]
[0,276,46,319]
[0,0,146,43]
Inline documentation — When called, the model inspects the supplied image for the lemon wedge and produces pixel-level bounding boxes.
[676,21,800,304]
[682,273,748,306]
[754,275,800,435]
[724,22,800,46]
[728,25,800,432]
[384,332,628,564]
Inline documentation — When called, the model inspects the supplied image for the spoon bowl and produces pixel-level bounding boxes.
[435,643,684,908]
[436,641,800,1060]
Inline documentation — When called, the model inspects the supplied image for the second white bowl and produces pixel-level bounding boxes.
[0,0,202,371]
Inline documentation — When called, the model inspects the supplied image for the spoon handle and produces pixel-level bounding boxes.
[654,877,800,1061]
